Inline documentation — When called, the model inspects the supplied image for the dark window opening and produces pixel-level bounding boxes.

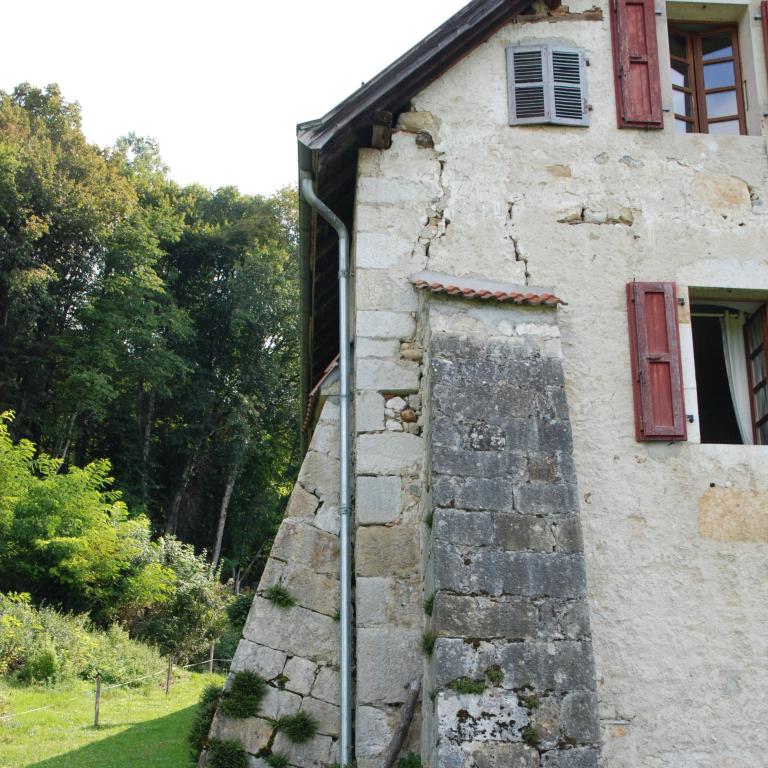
[691,313,743,444]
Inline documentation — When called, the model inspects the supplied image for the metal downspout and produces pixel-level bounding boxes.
[299,171,353,767]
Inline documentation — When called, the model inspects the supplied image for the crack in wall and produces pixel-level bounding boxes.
[505,201,530,285]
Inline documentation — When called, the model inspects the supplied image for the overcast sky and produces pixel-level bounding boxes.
[0,1,467,195]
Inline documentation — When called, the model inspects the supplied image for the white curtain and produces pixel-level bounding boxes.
[720,312,753,445]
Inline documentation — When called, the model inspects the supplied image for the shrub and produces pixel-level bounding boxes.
[397,754,422,768]
[272,711,318,744]
[0,593,164,685]
[263,585,295,608]
[188,683,223,759]
[206,738,248,768]
[219,671,267,719]
[521,724,541,747]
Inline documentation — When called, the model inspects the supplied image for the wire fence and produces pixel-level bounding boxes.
[0,653,232,724]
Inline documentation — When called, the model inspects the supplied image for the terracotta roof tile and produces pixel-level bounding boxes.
[302,354,340,433]
[409,271,566,306]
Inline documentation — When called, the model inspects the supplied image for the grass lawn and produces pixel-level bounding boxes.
[0,671,225,768]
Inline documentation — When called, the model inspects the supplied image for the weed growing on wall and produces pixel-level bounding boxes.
[264,753,290,768]
[485,665,503,686]
[449,677,486,695]
[397,753,422,768]
[188,684,223,758]
[421,632,437,656]
[272,711,318,744]
[263,586,296,609]
[423,594,434,616]
[207,738,248,768]
[219,671,267,718]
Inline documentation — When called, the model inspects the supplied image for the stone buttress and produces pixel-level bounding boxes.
[422,295,601,768]
[200,395,342,768]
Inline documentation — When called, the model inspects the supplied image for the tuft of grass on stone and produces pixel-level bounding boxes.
[421,631,437,656]
[188,683,223,759]
[207,738,249,768]
[264,585,296,608]
[423,594,435,616]
[272,711,318,744]
[450,677,486,695]
[219,671,267,719]
[519,693,541,710]
[264,753,290,768]
[521,724,541,747]
[485,665,504,686]
[397,753,422,768]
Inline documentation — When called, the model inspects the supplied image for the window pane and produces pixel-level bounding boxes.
[675,118,693,133]
[673,90,693,116]
[669,34,688,59]
[708,119,740,135]
[759,421,768,445]
[752,351,765,388]
[706,90,737,118]
[703,61,735,89]
[755,386,768,420]
[701,34,733,61]
[749,321,763,351]
[671,60,691,88]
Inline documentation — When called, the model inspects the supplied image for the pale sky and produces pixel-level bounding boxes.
[0,1,468,196]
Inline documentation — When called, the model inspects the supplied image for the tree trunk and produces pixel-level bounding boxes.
[57,411,78,469]
[165,439,203,535]
[140,389,156,505]
[211,462,238,568]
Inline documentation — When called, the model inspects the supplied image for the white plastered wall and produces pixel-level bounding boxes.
[351,0,768,764]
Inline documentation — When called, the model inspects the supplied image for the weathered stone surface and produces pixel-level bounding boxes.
[260,686,302,719]
[356,576,421,627]
[357,627,421,703]
[355,232,413,269]
[308,419,338,456]
[437,690,527,743]
[467,742,540,768]
[356,525,419,577]
[243,598,338,664]
[301,696,340,736]
[540,747,599,767]
[356,705,392,758]
[210,712,272,755]
[356,433,423,475]
[432,543,587,598]
[516,482,579,516]
[497,641,596,691]
[356,391,385,432]
[283,656,317,696]
[356,475,402,525]
[552,516,584,552]
[230,639,286,678]
[270,521,339,576]
[356,358,420,392]
[494,514,556,552]
[285,484,320,519]
[560,691,600,743]
[433,509,495,546]
[433,594,537,639]
[432,638,497,687]
[357,338,401,359]
[396,111,436,132]
[357,310,416,340]
[431,474,516,513]
[692,171,751,210]
[311,665,340,705]
[280,565,339,616]
[271,732,334,768]
[313,503,340,536]
[297,450,340,500]
[538,599,591,640]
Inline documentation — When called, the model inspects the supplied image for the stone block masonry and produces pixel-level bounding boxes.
[424,298,600,768]
[200,398,342,768]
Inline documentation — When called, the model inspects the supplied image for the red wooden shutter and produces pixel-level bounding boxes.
[610,0,664,128]
[762,1,768,84]
[626,282,687,441]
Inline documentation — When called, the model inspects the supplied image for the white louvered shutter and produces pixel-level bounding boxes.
[550,46,589,126]
[507,46,548,124]
[507,44,589,127]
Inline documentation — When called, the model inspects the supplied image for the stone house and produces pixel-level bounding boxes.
[202,0,768,767]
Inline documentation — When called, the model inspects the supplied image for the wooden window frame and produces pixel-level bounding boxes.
[744,305,768,444]
[669,23,747,135]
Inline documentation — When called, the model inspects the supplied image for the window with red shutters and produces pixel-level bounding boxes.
[610,0,664,128]
[762,1,768,84]
[626,282,687,441]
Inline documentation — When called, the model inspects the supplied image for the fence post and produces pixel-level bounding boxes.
[208,642,215,673]
[165,655,173,697]
[94,673,101,727]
